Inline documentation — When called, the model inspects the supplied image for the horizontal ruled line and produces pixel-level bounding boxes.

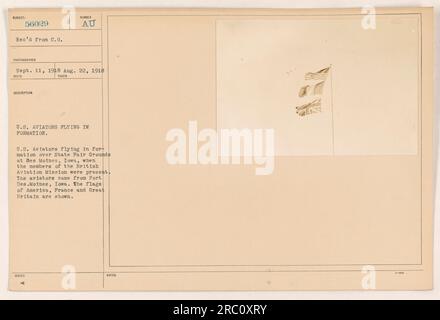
[11,61,102,64]
[10,28,102,31]
[10,44,101,48]
[11,269,425,274]
[10,77,102,80]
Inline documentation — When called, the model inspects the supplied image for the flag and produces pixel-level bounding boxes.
[296,99,321,117]
[298,85,310,97]
[298,81,326,98]
[313,81,325,95]
[295,65,331,117]
[305,67,330,81]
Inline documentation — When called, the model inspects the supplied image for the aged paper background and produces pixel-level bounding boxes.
[7,7,433,291]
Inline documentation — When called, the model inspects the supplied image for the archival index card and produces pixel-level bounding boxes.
[8,7,433,291]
